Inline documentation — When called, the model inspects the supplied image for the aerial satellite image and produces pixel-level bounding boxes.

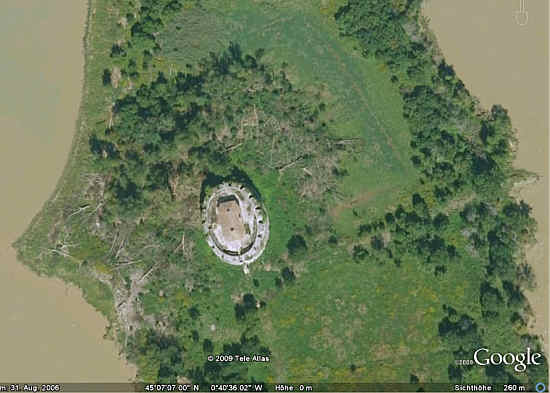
[0,0,548,391]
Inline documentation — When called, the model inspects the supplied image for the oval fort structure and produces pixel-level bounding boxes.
[202,183,269,265]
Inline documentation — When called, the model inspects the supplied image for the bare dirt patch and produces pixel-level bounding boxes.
[216,199,246,242]
[111,67,122,88]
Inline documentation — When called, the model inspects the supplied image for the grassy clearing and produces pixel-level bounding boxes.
[159,0,417,235]
[259,242,485,382]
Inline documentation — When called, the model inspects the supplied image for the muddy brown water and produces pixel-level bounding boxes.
[0,0,135,381]
[424,0,549,352]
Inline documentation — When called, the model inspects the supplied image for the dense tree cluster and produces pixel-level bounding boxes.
[129,328,270,384]
[109,0,187,79]
[188,333,270,384]
[235,293,264,321]
[92,43,347,217]
[337,0,516,200]
[338,0,545,384]
[129,329,186,382]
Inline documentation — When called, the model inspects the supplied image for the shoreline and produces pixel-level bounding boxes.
[15,0,92,250]
[11,0,137,378]
[0,0,136,380]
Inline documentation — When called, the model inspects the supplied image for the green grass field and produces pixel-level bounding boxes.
[260,245,485,381]
[159,0,418,237]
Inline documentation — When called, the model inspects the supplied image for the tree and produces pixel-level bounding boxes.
[352,245,369,261]
[188,306,200,319]
[479,282,503,319]
[191,334,270,384]
[102,69,112,86]
[129,329,185,383]
[235,293,257,321]
[287,234,307,258]
[203,339,214,353]
[370,235,384,251]
[281,267,296,283]
[433,213,449,230]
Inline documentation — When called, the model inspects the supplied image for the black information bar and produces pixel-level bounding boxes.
[0,382,542,392]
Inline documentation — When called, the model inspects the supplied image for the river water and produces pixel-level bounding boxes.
[424,0,549,351]
[0,0,135,381]
[0,0,545,383]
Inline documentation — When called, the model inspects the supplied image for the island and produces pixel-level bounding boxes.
[14,0,548,386]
